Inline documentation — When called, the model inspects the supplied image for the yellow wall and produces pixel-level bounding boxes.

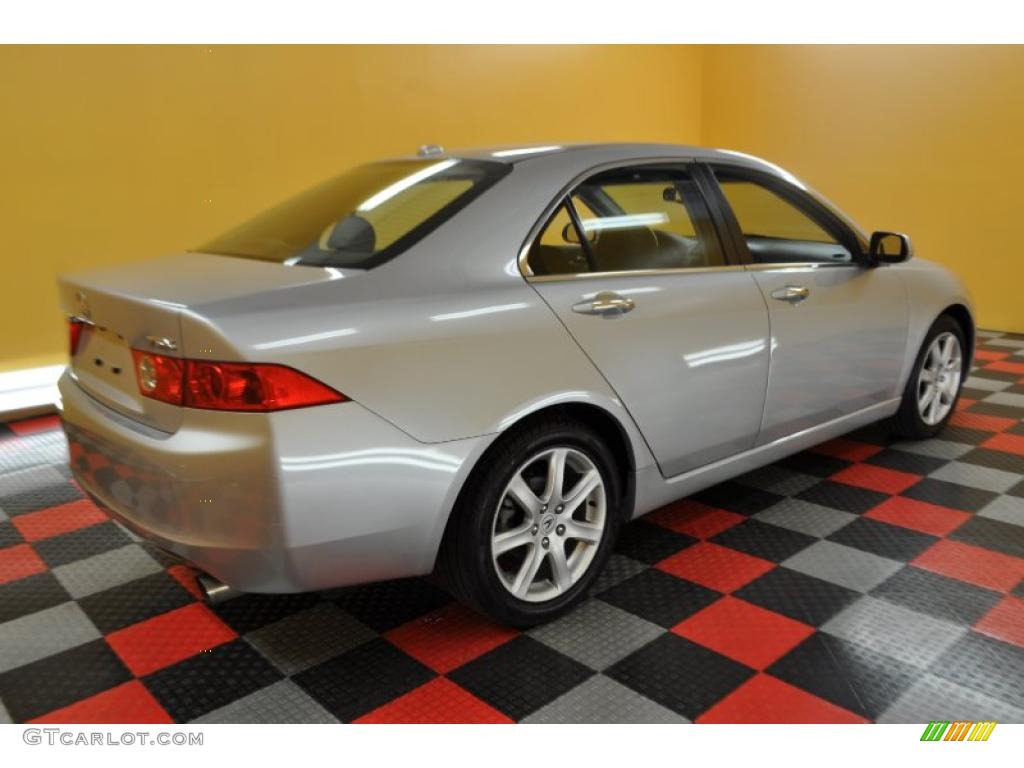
[702,45,1024,332]
[3,44,1022,372]
[0,45,703,371]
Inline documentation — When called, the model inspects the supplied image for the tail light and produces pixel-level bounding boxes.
[69,318,86,357]
[131,351,346,411]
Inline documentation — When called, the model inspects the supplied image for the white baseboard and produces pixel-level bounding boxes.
[0,365,63,422]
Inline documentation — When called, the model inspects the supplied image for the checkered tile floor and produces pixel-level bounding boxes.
[1,330,1023,724]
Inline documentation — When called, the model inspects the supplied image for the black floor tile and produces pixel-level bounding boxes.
[614,519,696,564]
[931,632,1024,710]
[0,482,83,516]
[866,449,948,476]
[1008,479,1024,499]
[710,518,817,563]
[959,447,1024,475]
[0,639,131,722]
[32,520,131,568]
[870,566,1003,626]
[0,572,71,624]
[0,521,23,548]
[826,517,938,562]
[841,423,892,446]
[968,402,1024,420]
[901,478,998,513]
[213,592,325,635]
[293,637,434,722]
[145,639,283,722]
[606,633,754,721]
[78,571,195,634]
[734,567,860,627]
[690,482,784,516]
[778,451,851,478]
[949,516,1024,559]
[767,633,920,719]
[796,480,889,514]
[448,636,593,721]
[938,425,997,445]
[599,568,721,628]
[331,578,452,632]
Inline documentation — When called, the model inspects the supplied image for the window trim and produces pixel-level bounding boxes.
[699,162,869,269]
[517,158,737,281]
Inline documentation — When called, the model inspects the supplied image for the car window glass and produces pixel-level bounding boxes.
[526,167,722,277]
[715,175,852,265]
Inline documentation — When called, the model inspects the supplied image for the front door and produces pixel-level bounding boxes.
[706,165,909,444]
[524,163,770,477]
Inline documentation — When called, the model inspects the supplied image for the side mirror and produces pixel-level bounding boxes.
[869,231,913,264]
[562,222,597,245]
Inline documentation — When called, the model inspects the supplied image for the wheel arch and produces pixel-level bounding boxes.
[941,303,975,368]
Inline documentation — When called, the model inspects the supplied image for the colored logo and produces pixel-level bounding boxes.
[920,721,997,741]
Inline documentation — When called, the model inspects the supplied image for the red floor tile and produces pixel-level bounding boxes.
[8,415,61,436]
[657,541,775,593]
[12,498,108,542]
[831,463,921,495]
[810,438,882,462]
[385,602,517,674]
[697,673,868,724]
[355,677,513,724]
[973,596,1024,648]
[951,412,1017,433]
[646,499,744,539]
[973,349,1010,362]
[865,496,970,537]
[955,397,977,412]
[30,680,173,724]
[0,543,47,585]
[167,564,204,601]
[982,432,1024,456]
[106,602,236,676]
[912,539,1024,593]
[984,360,1024,375]
[673,596,814,670]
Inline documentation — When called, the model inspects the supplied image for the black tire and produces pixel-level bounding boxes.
[439,417,623,628]
[887,314,967,440]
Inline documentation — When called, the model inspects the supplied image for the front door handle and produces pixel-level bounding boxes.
[571,291,636,316]
[770,285,810,304]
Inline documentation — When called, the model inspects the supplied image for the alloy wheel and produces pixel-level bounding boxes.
[917,331,963,426]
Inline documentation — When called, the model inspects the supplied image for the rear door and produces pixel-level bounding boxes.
[703,164,909,445]
[525,162,771,478]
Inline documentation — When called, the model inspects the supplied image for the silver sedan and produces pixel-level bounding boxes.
[57,143,973,626]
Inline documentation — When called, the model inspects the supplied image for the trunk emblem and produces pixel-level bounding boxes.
[75,291,91,321]
[146,335,178,352]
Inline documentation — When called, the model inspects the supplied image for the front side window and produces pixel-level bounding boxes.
[713,170,853,265]
[526,166,722,277]
[200,158,509,269]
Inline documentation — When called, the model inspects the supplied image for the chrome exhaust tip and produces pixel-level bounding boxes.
[196,573,241,605]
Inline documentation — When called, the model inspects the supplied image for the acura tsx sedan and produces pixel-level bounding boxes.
[57,143,973,626]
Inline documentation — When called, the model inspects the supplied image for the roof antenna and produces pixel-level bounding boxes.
[418,144,445,157]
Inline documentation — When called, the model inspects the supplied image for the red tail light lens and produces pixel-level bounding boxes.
[131,350,185,405]
[185,361,346,411]
[69,319,86,357]
[131,350,346,412]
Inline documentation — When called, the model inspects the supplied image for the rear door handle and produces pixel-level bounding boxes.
[571,291,636,316]
[770,285,810,304]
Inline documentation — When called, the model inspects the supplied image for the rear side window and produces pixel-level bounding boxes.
[200,159,509,269]
[526,166,723,277]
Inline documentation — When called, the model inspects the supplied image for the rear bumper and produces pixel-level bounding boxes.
[57,370,485,592]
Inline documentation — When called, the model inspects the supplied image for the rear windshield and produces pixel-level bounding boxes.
[199,158,510,269]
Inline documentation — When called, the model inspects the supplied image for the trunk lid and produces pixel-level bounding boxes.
[58,252,347,432]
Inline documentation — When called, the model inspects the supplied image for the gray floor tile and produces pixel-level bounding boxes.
[890,439,973,460]
[52,544,162,599]
[978,495,1024,527]
[0,697,10,724]
[782,540,903,593]
[754,498,857,538]
[736,466,820,497]
[245,602,375,675]
[0,432,68,475]
[0,465,68,498]
[985,338,1024,349]
[192,679,338,724]
[0,602,99,673]
[930,462,1021,494]
[964,376,1012,392]
[529,600,663,670]
[822,596,966,669]
[522,674,689,723]
[879,673,1024,723]
[984,391,1024,409]
[592,554,647,594]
